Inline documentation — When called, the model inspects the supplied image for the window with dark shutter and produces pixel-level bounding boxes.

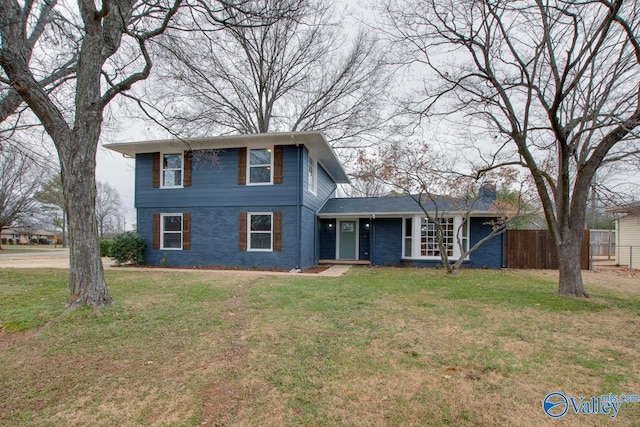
[274,145,283,184]
[238,148,247,185]
[152,153,160,188]
[238,212,247,251]
[183,151,192,187]
[152,213,160,249]
[182,213,191,250]
[273,212,282,251]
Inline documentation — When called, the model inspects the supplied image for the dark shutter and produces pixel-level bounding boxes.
[152,153,160,188]
[238,148,247,185]
[274,145,283,184]
[183,151,192,187]
[152,213,160,249]
[238,212,247,251]
[182,213,191,250]
[273,212,282,251]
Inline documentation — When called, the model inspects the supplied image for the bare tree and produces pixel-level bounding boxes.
[142,0,394,149]
[95,181,125,238]
[0,0,183,308]
[381,0,640,297]
[0,146,44,249]
[356,140,531,275]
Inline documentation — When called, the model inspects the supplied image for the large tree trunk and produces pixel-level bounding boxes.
[557,227,589,298]
[62,150,112,308]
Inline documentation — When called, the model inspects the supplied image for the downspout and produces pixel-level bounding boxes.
[294,139,302,270]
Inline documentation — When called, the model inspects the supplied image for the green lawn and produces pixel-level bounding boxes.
[0,244,66,254]
[1,267,639,426]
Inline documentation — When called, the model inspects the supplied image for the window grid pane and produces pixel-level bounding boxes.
[162,154,182,187]
[421,217,454,257]
[250,166,271,183]
[248,149,272,184]
[250,149,271,166]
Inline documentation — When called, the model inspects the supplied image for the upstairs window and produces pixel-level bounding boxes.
[307,156,317,194]
[248,148,272,184]
[162,153,183,187]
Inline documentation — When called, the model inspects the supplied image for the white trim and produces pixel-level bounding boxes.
[103,132,350,184]
[160,152,184,189]
[160,213,183,250]
[318,211,500,218]
[247,212,273,252]
[336,219,359,260]
[401,215,470,261]
[246,147,274,185]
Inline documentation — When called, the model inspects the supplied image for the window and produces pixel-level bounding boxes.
[161,214,182,249]
[162,153,183,187]
[404,217,413,257]
[421,217,454,257]
[248,213,272,251]
[307,156,317,194]
[460,218,469,253]
[248,148,272,184]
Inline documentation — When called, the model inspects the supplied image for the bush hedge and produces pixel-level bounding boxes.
[99,239,113,257]
[110,232,146,265]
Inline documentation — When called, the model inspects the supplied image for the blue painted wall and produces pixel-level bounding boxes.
[137,206,317,270]
[319,219,336,259]
[302,147,338,211]
[371,218,403,266]
[134,144,336,270]
[467,217,503,269]
[299,206,318,268]
[136,146,300,209]
[367,216,503,269]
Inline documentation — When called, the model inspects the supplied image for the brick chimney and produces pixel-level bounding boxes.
[479,181,497,201]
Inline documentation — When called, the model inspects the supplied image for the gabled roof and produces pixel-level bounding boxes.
[319,194,497,217]
[103,131,350,183]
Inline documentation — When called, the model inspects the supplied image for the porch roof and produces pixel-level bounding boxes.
[318,194,497,217]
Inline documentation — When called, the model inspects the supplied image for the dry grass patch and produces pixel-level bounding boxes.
[1,267,640,426]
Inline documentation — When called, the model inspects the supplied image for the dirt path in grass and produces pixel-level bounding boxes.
[200,278,258,426]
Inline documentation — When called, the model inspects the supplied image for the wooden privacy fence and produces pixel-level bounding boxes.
[504,229,590,270]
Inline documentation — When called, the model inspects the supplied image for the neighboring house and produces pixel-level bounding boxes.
[0,228,23,244]
[610,203,640,269]
[0,228,55,244]
[105,132,504,270]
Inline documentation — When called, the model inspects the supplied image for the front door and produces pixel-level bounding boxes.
[338,220,357,260]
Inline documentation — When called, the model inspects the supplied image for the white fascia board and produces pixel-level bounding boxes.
[103,132,349,184]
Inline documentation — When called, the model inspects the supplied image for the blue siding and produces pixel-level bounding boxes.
[467,217,503,269]
[371,218,403,266]
[299,207,318,268]
[365,216,503,269]
[398,217,503,269]
[138,206,303,270]
[319,219,336,259]
[136,146,300,209]
[302,147,337,211]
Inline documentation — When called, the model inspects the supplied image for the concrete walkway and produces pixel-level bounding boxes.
[0,251,351,277]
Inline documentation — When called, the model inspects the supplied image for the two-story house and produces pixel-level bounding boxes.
[105,132,504,270]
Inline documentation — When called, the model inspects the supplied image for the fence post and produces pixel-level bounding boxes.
[589,244,593,271]
[630,246,633,271]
